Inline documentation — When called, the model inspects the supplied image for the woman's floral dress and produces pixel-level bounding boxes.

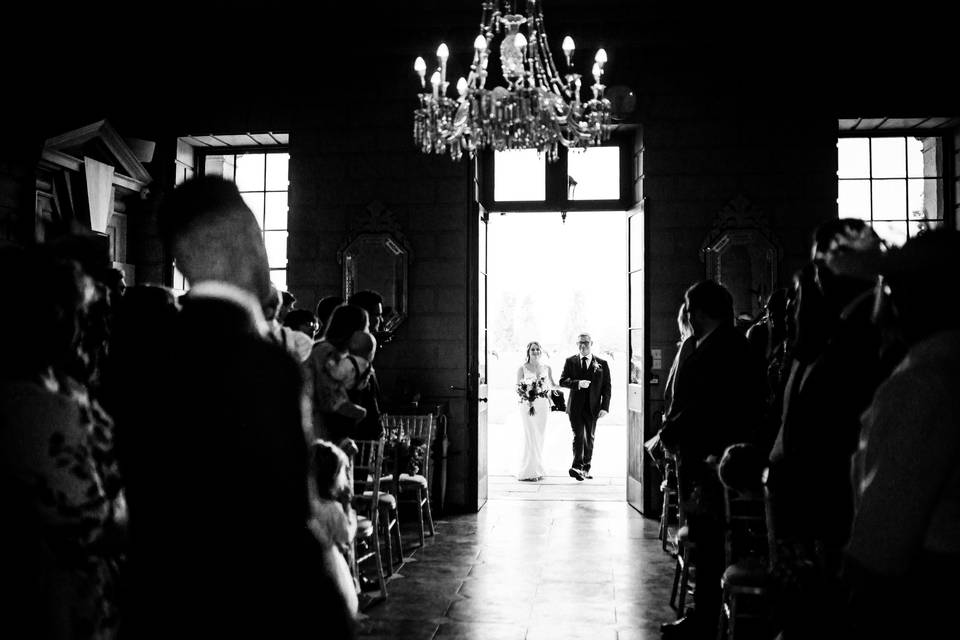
[0,370,125,639]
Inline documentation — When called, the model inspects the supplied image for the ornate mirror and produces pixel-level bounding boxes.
[338,202,412,336]
[699,195,782,319]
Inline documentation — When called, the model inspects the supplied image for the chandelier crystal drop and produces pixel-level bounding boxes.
[413,0,613,162]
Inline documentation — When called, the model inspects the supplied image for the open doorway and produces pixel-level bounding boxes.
[486,210,627,500]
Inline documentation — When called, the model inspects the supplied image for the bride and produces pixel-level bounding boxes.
[516,341,559,481]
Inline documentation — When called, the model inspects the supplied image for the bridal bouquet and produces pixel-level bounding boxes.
[517,376,549,415]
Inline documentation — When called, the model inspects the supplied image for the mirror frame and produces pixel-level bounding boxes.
[337,202,413,338]
[699,195,782,318]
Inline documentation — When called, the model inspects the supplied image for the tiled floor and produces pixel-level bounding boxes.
[357,500,676,640]
[489,474,626,501]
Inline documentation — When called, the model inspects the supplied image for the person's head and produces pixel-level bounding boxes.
[811,218,884,310]
[677,303,693,341]
[525,341,543,363]
[348,330,377,362]
[348,290,384,332]
[322,304,369,350]
[102,267,127,301]
[683,280,734,338]
[576,333,593,357]
[284,308,319,338]
[311,439,351,501]
[157,176,271,303]
[315,295,344,336]
[878,228,960,346]
[262,284,282,322]
[278,290,296,323]
[718,443,765,496]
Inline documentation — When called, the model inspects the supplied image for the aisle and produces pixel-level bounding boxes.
[357,500,675,639]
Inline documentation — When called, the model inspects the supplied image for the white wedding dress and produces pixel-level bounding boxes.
[517,367,550,480]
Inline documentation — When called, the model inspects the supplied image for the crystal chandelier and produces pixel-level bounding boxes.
[413,0,612,162]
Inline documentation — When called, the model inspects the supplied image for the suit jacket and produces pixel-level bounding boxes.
[113,293,355,638]
[559,354,612,418]
[659,324,766,466]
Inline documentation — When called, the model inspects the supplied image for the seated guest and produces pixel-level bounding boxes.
[264,283,314,362]
[0,243,125,640]
[844,229,960,638]
[305,304,372,445]
[316,295,344,337]
[311,440,359,610]
[346,290,387,440]
[659,280,767,640]
[285,308,320,340]
[121,176,355,638]
[278,289,296,323]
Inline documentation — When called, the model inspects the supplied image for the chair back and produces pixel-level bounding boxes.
[382,414,434,488]
[352,438,385,528]
[723,484,768,567]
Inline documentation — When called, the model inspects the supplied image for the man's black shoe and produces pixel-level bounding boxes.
[660,615,709,639]
[568,468,584,481]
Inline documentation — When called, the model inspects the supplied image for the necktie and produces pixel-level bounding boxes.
[581,356,587,372]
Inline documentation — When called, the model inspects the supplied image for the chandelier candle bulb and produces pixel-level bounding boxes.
[473,34,487,52]
[437,43,449,85]
[595,48,607,67]
[561,35,575,66]
[430,71,441,99]
[414,56,427,88]
[592,62,602,83]
[457,77,468,97]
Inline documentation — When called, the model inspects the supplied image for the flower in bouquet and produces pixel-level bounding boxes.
[516,376,549,415]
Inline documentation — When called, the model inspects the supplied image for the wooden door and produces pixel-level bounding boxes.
[468,161,489,512]
[626,198,646,512]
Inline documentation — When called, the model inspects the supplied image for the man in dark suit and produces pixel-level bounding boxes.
[559,333,612,481]
[116,176,355,638]
[659,280,766,640]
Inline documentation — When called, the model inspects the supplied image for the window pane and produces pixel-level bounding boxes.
[270,270,287,291]
[264,192,288,230]
[871,180,906,220]
[837,139,869,179]
[241,192,265,228]
[568,147,620,200]
[838,180,871,219]
[908,178,944,222]
[264,230,288,268]
[204,154,236,180]
[906,137,924,178]
[266,153,290,191]
[494,150,545,201]
[235,153,265,191]
[871,137,906,178]
[872,221,908,247]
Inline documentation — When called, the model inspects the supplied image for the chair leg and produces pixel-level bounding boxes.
[392,507,405,563]
[670,546,682,612]
[367,530,388,600]
[678,549,690,616]
[424,491,436,537]
[660,492,670,551]
[380,508,394,576]
[416,489,426,547]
